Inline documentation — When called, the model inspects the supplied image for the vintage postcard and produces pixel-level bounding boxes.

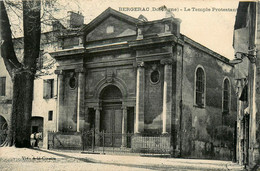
[0,0,256,170]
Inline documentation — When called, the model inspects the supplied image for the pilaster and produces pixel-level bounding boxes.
[135,61,145,133]
[75,68,86,132]
[94,107,101,146]
[122,106,128,147]
[54,69,64,132]
[160,59,173,134]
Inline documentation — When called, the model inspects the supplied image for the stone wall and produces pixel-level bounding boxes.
[85,53,136,103]
[144,61,163,133]
[131,134,172,154]
[179,40,237,160]
[59,71,78,132]
[48,132,82,149]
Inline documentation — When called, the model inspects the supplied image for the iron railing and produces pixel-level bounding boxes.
[81,130,134,154]
[81,129,172,155]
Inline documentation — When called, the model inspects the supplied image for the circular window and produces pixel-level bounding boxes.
[69,77,77,89]
[150,70,160,84]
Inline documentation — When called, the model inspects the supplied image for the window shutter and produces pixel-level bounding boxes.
[53,79,57,98]
[0,78,2,96]
[49,79,54,98]
[0,77,6,96]
[43,80,48,99]
[47,79,52,98]
[3,77,5,96]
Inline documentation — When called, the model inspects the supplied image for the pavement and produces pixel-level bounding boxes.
[0,147,245,171]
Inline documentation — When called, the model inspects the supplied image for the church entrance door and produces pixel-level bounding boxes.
[100,85,122,147]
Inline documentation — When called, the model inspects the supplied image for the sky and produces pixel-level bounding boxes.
[9,0,240,60]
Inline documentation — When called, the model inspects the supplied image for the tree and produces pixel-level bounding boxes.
[0,0,41,147]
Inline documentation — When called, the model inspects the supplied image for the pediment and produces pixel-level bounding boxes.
[82,8,139,41]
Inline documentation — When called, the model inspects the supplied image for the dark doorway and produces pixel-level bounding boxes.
[127,107,134,133]
[31,116,44,147]
[87,108,95,130]
[127,107,134,147]
[31,117,43,133]
[32,126,38,133]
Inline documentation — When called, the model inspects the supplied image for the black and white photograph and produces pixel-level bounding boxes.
[0,0,259,170]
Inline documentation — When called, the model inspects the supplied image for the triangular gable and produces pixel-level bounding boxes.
[87,16,138,41]
[81,7,139,34]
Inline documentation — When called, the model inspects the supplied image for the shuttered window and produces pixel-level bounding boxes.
[195,67,205,107]
[43,79,54,99]
[0,77,6,96]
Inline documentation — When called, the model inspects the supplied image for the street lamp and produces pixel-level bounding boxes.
[230,52,257,64]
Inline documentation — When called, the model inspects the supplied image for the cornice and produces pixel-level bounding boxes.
[49,47,85,59]
[128,35,178,48]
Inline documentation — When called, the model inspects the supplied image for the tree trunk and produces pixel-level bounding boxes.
[3,71,34,147]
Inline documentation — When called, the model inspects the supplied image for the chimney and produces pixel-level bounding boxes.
[67,11,84,28]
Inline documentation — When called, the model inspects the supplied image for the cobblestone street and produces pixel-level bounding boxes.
[0,147,244,171]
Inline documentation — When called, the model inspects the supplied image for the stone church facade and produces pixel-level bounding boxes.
[50,8,237,160]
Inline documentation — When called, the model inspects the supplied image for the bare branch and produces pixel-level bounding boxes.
[0,1,22,78]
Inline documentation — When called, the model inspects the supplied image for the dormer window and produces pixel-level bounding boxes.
[106,26,114,34]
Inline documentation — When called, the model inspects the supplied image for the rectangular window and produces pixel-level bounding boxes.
[43,79,54,99]
[0,77,6,96]
[48,111,53,121]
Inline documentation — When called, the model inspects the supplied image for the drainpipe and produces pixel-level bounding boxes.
[249,2,258,168]
[178,39,184,157]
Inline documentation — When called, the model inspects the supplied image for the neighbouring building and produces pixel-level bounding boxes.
[0,11,85,147]
[233,2,260,169]
[49,8,237,160]
[0,57,12,145]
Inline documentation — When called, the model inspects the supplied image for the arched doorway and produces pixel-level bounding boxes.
[0,116,8,145]
[100,85,122,147]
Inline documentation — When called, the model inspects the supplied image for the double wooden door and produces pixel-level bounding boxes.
[101,105,122,147]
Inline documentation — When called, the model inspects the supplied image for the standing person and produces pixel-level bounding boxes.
[34,132,38,147]
[30,133,36,147]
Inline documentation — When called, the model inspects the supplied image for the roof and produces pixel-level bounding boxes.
[181,34,232,66]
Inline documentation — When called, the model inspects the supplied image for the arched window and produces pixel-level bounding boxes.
[223,78,231,113]
[195,66,206,107]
